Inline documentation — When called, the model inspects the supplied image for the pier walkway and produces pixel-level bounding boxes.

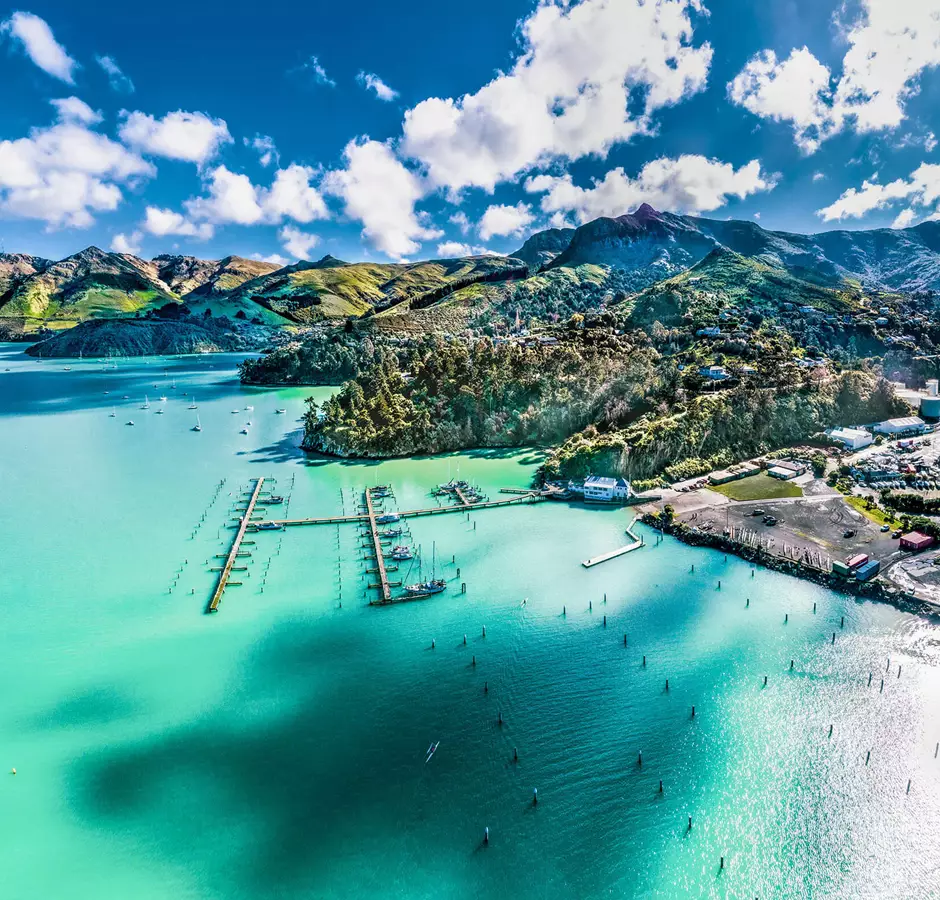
[364,488,391,604]
[265,492,542,528]
[582,517,645,568]
[209,476,264,612]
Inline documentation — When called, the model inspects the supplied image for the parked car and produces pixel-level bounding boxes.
[892,530,903,539]
[881,524,891,532]
[753,508,765,517]
[763,515,778,526]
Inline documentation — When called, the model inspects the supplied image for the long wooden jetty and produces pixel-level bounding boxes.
[582,517,645,568]
[208,476,264,612]
[363,488,391,604]
[266,492,542,528]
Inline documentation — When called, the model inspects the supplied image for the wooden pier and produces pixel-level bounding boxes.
[363,488,392,604]
[208,476,264,612]
[266,492,542,528]
[582,518,645,568]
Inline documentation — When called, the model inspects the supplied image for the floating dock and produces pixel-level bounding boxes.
[363,487,391,604]
[582,518,645,568]
[208,476,264,612]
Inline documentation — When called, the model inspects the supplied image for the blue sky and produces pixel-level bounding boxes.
[1,0,939,264]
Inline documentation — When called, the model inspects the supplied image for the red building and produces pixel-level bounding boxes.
[900,532,934,552]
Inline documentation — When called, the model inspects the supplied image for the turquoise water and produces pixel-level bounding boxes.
[2,342,940,899]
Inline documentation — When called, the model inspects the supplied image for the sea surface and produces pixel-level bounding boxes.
[2,342,940,899]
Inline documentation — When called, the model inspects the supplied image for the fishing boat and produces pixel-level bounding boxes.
[275,408,287,414]
[425,741,440,764]
[192,416,202,432]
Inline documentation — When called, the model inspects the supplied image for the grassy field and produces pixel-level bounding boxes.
[707,472,803,501]
[845,495,898,527]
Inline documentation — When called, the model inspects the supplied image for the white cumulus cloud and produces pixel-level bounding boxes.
[251,252,289,267]
[323,138,441,259]
[111,230,143,254]
[279,225,320,259]
[1,11,77,83]
[119,110,232,165]
[50,97,102,125]
[401,0,712,194]
[245,134,278,167]
[817,164,940,222]
[478,203,535,240]
[526,155,776,222]
[142,206,214,239]
[436,240,500,258]
[263,164,329,223]
[0,118,154,228]
[730,0,940,152]
[357,71,399,101]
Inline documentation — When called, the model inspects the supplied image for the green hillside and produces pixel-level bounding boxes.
[622,248,862,327]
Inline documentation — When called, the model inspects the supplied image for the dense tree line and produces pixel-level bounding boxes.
[302,330,659,457]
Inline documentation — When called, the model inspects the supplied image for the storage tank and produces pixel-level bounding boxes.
[920,391,940,420]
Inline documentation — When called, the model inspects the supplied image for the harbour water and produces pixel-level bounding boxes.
[2,342,940,899]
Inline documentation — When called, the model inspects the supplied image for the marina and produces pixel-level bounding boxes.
[3,347,940,900]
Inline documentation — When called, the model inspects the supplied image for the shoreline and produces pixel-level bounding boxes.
[641,512,940,620]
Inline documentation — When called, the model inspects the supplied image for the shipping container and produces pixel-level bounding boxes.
[855,560,881,582]
[846,554,869,569]
[831,560,852,577]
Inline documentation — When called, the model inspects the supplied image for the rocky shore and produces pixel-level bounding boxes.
[642,513,940,620]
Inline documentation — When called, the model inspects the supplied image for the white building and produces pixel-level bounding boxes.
[699,364,730,381]
[582,475,632,503]
[874,416,926,436]
[830,427,874,450]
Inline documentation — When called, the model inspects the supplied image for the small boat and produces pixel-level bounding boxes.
[425,741,440,764]
[261,495,284,504]
[125,420,135,426]
[188,399,198,410]
[240,427,249,434]
[141,395,150,410]
[109,407,116,418]
[381,528,403,538]
[245,421,252,427]
[275,408,286,414]
[63,366,71,371]
[159,396,167,402]
[122,395,129,400]
[192,415,202,432]
[404,579,447,597]
[231,410,240,414]
[376,513,400,524]
[390,545,413,561]
[244,405,254,411]
[256,522,284,531]
[155,409,164,415]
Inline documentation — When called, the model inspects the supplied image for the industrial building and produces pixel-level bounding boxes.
[829,427,874,450]
[873,416,927,436]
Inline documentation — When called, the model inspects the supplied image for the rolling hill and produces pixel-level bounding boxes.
[544,204,940,294]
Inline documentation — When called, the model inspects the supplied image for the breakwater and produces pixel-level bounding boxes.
[642,513,940,619]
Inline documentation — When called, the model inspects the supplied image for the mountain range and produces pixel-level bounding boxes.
[4,206,940,348]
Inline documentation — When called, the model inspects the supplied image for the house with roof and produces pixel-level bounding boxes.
[581,475,632,503]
